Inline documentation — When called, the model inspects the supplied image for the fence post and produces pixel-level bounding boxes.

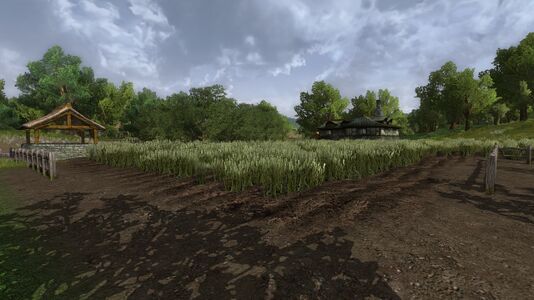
[31,150,36,170]
[41,151,46,176]
[485,145,498,194]
[48,151,55,179]
[528,145,532,167]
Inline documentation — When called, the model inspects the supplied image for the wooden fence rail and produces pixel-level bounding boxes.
[485,145,499,194]
[9,148,56,179]
[499,146,533,164]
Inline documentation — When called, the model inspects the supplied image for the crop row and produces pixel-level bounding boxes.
[87,139,533,196]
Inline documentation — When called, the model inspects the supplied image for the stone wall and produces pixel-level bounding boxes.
[21,143,93,160]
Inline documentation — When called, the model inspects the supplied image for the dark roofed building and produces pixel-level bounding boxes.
[317,99,400,139]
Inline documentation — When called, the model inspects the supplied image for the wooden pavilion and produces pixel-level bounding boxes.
[21,103,105,144]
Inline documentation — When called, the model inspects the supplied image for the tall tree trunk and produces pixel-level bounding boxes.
[520,106,528,121]
[464,112,471,131]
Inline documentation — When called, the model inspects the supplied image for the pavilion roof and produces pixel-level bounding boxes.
[21,102,105,130]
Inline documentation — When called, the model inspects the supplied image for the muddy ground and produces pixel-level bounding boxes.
[0,156,533,299]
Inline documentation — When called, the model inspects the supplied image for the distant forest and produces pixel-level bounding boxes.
[1,32,533,140]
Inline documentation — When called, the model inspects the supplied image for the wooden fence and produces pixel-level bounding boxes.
[485,145,532,194]
[9,148,57,179]
[499,145,533,166]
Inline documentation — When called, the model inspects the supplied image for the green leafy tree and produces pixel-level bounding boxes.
[349,90,377,117]
[97,81,135,131]
[232,101,291,140]
[349,89,411,134]
[0,80,21,129]
[122,88,160,137]
[446,69,497,130]
[491,102,510,125]
[0,79,6,105]
[487,32,534,120]
[294,81,349,136]
[414,61,458,130]
[15,45,93,113]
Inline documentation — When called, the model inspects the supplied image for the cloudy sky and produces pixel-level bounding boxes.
[1,0,533,116]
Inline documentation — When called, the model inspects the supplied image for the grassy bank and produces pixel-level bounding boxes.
[410,119,534,140]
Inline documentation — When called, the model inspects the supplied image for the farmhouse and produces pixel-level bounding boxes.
[317,99,400,139]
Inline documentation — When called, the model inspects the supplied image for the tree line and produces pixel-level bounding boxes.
[0,46,291,141]
[294,81,410,136]
[295,32,534,136]
[410,32,534,132]
[3,32,533,141]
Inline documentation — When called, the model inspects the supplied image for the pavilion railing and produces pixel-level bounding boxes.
[9,148,57,179]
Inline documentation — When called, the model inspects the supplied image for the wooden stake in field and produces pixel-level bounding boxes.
[485,145,498,194]
[527,145,532,167]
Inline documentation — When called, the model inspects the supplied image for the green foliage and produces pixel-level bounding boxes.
[412,61,497,132]
[15,45,92,112]
[348,89,411,135]
[0,81,21,129]
[0,79,6,104]
[409,118,534,140]
[97,81,135,129]
[490,102,510,125]
[295,81,349,136]
[0,159,25,169]
[88,138,528,196]
[487,32,534,121]
[231,101,291,141]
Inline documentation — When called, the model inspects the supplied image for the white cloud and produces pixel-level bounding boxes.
[270,54,306,76]
[51,0,174,84]
[128,0,170,25]
[246,52,264,65]
[245,35,256,46]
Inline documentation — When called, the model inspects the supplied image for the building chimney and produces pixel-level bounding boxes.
[374,98,384,118]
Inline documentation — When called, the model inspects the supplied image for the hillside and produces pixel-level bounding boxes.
[410,119,534,140]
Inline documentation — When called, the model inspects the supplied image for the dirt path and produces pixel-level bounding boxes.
[0,156,533,299]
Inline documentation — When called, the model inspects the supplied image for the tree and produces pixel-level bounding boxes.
[491,102,510,125]
[349,89,411,134]
[487,32,534,121]
[414,61,458,130]
[97,81,135,134]
[348,90,376,118]
[445,69,497,131]
[0,79,6,105]
[231,101,291,141]
[122,88,160,137]
[294,81,349,136]
[15,45,93,113]
[0,80,21,129]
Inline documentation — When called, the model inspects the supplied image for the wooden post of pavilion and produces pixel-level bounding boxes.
[25,130,31,144]
[34,129,40,144]
[80,130,85,144]
[92,129,98,144]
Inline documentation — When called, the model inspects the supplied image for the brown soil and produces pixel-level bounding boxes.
[0,156,533,299]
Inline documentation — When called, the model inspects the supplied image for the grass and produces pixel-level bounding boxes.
[0,129,79,150]
[0,159,26,170]
[410,119,534,140]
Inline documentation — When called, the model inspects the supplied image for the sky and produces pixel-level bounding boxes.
[1,0,533,117]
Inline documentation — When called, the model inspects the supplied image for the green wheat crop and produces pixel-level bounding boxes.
[87,138,533,196]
